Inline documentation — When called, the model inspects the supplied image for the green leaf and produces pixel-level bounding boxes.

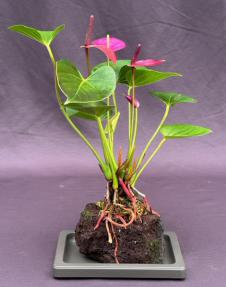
[104,112,120,134]
[57,59,116,104]
[65,107,96,121]
[160,124,212,139]
[118,66,182,87]
[8,24,65,46]
[65,102,115,121]
[150,91,197,106]
[92,60,131,80]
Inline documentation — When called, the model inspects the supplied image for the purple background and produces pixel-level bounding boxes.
[0,0,226,286]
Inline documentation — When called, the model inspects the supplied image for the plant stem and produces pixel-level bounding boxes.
[136,104,170,169]
[112,92,118,113]
[46,45,104,166]
[127,87,132,152]
[128,102,131,150]
[131,67,136,142]
[128,67,136,157]
[85,47,92,75]
[105,34,115,152]
[97,117,117,171]
[131,107,138,151]
[97,116,110,164]
[97,117,118,189]
[132,138,167,187]
[106,96,112,147]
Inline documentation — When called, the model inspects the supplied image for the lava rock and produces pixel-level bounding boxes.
[75,202,164,263]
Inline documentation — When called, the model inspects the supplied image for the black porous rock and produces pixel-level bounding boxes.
[75,202,164,263]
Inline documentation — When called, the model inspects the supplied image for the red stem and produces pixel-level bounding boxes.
[94,203,109,230]
[144,196,151,212]
[152,209,161,217]
[119,178,134,199]
[111,223,119,264]
[115,214,127,226]
[144,196,160,217]
[106,208,135,228]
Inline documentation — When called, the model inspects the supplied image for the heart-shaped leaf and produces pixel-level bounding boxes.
[150,91,197,106]
[105,112,120,134]
[57,59,116,103]
[65,102,115,121]
[92,60,131,80]
[160,124,212,139]
[118,66,182,87]
[8,24,65,46]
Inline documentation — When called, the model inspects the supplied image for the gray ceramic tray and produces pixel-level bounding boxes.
[53,230,186,279]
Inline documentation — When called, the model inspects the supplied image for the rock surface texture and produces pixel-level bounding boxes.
[75,202,164,263]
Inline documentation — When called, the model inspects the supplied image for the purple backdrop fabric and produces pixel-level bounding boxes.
[0,0,226,286]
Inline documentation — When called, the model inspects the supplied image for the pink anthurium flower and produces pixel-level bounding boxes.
[130,43,165,67]
[82,15,126,64]
[92,36,126,52]
[91,39,117,64]
[126,95,140,108]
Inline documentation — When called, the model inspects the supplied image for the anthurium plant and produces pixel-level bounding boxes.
[9,15,211,263]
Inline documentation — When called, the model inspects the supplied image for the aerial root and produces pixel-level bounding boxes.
[94,202,136,263]
[133,186,161,218]
[94,203,109,230]
[106,209,135,228]
[115,214,127,227]
[94,180,160,263]
[111,222,119,264]
[105,219,113,243]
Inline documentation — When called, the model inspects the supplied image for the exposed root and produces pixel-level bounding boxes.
[94,180,160,263]
[133,186,161,217]
[143,196,151,212]
[119,178,134,199]
[94,203,109,230]
[106,182,110,204]
[113,189,118,204]
[105,220,113,243]
[106,208,135,228]
[151,209,161,217]
[144,196,160,217]
[111,223,119,264]
[115,214,127,226]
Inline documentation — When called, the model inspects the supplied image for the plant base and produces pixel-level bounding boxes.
[75,203,164,263]
[53,230,186,279]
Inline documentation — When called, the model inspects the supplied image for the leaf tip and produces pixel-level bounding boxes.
[56,24,65,31]
[8,24,19,31]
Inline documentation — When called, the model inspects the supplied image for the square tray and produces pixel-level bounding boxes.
[53,230,186,279]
